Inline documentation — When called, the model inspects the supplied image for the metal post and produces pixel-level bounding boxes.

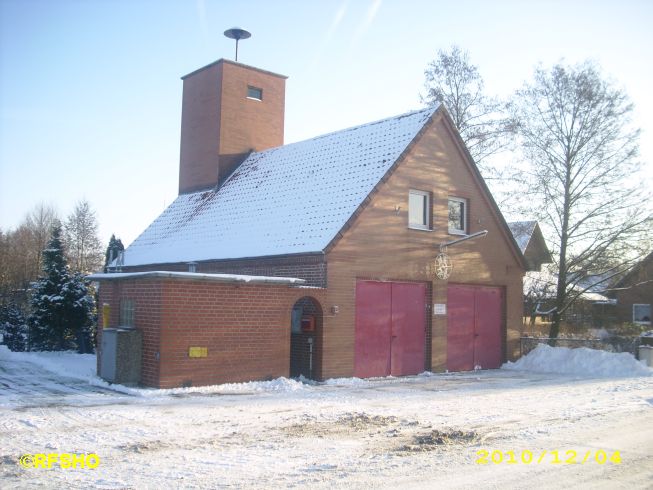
[308,337,314,379]
[224,28,251,62]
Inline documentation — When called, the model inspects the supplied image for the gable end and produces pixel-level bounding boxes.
[323,106,441,254]
[438,111,528,270]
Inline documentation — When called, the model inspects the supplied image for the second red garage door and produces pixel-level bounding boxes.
[447,284,503,371]
[354,280,426,378]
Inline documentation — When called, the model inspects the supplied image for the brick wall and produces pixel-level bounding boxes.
[178,62,222,194]
[124,253,327,288]
[322,112,525,378]
[217,61,286,183]
[98,276,325,388]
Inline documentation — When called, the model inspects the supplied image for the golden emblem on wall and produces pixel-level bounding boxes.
[430,252,453,280]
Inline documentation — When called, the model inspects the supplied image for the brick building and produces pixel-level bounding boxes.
[612,253,652,326]
[93,58,532,388]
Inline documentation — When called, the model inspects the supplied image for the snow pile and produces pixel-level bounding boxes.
[9,350,97,380]
[503,344,653,377]
[204,377,309,394]
[323,377,371,387]
[89,375,311,397]
[0,344,13,360]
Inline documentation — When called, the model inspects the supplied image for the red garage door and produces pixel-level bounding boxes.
[355,281,426,378]
[447,285,503,372]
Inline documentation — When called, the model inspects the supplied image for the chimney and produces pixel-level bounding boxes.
[178,59,287,194]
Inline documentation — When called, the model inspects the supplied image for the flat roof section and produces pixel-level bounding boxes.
[87,271,305,286]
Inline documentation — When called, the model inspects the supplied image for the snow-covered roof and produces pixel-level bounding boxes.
[524,270,611,302]
[508,221,537,253]
[121,106,438,267]
[87,271,305,286]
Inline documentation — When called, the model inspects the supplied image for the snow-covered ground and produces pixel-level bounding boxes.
[1,346,652,489]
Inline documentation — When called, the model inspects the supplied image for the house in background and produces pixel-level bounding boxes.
[508,221,551,272]
[511,220,651,331]
[521,270,619,333]
[612,252,652,327]
[94,58,532,388]
[508,221,555,331]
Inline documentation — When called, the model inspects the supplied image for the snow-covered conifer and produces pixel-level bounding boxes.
[0,303,28,351]
[29,222,95,352]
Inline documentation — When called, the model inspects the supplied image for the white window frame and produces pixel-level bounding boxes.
[247,86,263,101]
[633,304,651,324]
[119,299,135,327]
[408,189,431,231]
[448,197,468,235]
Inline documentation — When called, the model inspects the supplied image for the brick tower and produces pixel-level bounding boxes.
[178,59,287,194]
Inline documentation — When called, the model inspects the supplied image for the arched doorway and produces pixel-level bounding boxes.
[290,296,323,380]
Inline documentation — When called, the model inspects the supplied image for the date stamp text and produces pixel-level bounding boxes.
[475,449,621,465]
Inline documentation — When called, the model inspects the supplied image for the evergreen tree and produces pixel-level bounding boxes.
[28,223,95,352]
[63,272,96,353]
[29,223,69,350]
[0,302,28,352]
[104,234,124,272]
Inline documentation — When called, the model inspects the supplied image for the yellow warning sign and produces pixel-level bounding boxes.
[188,347,208,358]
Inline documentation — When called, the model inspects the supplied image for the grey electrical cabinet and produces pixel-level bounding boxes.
[99,328,142,384]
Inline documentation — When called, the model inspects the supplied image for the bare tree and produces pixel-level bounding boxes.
[24,203,59,281]
[0,204,59,302]
[509,61,651,340]
[0,224,34,297]
[421,45,510,171]
[64,199,104,274]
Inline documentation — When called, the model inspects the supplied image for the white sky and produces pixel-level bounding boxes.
[1,0,651,246]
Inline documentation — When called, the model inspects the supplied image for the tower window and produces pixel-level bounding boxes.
[247,86,263,100]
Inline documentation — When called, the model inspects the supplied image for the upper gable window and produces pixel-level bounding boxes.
[448,197,467,235]
[633,304,651,324]
[247,86,262,100]
[409,190,430,230]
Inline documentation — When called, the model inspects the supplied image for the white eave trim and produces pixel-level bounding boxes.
[87,271,306,286]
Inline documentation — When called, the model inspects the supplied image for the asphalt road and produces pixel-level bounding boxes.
[0,358,123,409]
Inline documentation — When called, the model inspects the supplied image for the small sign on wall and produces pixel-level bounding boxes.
[189,347,208,358]
[433,304,447,315]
